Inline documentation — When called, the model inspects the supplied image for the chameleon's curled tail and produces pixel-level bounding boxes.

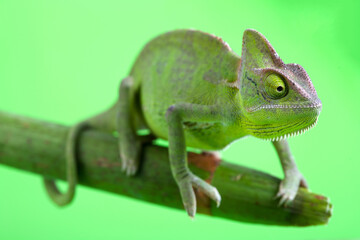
[43,122,89,206]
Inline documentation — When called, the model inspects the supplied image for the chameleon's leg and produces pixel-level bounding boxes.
[166,103,222,217]
[118,76,142,176]
[272,140,308,206]
[43,122,88,206]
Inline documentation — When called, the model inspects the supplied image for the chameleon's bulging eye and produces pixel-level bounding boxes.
[264,74,287,99]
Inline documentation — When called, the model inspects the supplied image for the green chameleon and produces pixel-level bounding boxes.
[43,29,322,217]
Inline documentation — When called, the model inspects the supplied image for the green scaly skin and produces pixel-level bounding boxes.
[43,29,321,217]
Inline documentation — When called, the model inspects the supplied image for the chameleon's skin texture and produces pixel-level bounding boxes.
[43,29,321,217]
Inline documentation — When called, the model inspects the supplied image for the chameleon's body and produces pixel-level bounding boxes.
[132,31,244,150]
[43,29,321,217]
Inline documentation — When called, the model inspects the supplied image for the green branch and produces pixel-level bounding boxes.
[0,111,332,226]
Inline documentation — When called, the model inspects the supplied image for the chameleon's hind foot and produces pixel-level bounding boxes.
[121,158,138,176]
[177,172,221,218]
[120,134,155,176]
[120,139,141,176]
[276,172,308,206]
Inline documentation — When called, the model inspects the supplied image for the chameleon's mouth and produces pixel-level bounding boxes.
[246,101,321,141]
[263,116,319,142]
[244,100,321,141]
[247,101,322,113]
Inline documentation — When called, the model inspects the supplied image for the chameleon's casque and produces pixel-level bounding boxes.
[43,29,322,218]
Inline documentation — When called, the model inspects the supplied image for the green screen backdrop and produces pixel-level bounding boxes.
[1,0,359,239]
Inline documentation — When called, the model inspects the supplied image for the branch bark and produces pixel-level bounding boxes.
[0,111,332,226]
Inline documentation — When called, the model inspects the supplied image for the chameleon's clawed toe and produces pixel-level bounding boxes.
[276,190,295,206]
[121,156,139,176]
[276,172,306,207]
[191,174,221,206]
[120,137,143,176]
[178,180,196,218]
[126,163,138,176]
[178,173,221,217]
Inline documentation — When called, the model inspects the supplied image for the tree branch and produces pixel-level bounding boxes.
[0,111,332,226]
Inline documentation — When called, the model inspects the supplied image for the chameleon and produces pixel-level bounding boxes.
[43,29,322,217]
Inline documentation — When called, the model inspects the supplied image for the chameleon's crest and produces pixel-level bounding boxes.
[241,29,284,69]
[238,29,322,141]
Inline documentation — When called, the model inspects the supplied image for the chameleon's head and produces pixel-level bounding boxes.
[239,29,322,141]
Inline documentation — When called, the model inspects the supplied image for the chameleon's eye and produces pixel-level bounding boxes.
[264,74,287,99]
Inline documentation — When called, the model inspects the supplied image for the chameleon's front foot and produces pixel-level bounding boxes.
[276,169,308,206]
[177,172,221,218]
[272,140,308,206]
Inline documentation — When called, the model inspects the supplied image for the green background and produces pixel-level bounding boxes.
[1,0,359,239]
